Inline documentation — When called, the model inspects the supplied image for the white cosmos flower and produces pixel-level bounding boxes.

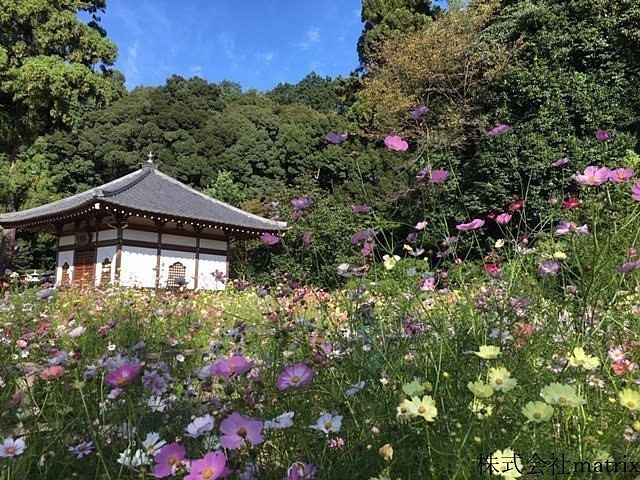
[142,432,166,456]
[185,414,215,438]
[310,413,343,435]
[264,412,295,430]
[117,448,150,467]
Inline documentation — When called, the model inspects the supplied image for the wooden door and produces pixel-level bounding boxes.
[73,248,96,287]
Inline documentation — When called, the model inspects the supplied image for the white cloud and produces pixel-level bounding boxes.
[123,41,140,87]
[307,27,320,43]
[190,65,202,75]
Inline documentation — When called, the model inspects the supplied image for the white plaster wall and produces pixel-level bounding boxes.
[58,235,75,247]
[159,250,196,289]
[200,238,227,251]
[163,233,196,247]
[96,246,117,286]
[120,247,157,288]
[123,229,157,242]
[56,250,74,285]
[197,254,228,290]
[99,229,118,241]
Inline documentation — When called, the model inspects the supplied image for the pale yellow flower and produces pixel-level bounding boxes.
[468,380,494,398]
[553,251,567,260]
[619,388,640,411]
[405,395,437,422]
[495,239,505,249]
[396,398,414,421]
[469,399,493,419]
[383,255,400,270]
[491,448,523,479]
[402,379,425,397]
[567,347,600,371]
[488,367,517,392]
[521,401,554,423]
[475,345,501,360]
[378,444,393,462]
[540,383,585,407]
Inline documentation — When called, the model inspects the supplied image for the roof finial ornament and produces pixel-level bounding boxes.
[147,151,155,165]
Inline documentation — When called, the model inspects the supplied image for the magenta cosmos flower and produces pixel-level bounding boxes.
[260,233,280,245]
[573,166,611,186]
[555,221,589,236]
[609,168,634,184]
[456,219,485,231]
[105,363,140,388]
[496,213,512,225]
[595,129,611,142]
[384,135,409,152]
[552,157,569,167]
[325,132,348,144]
[185,451,227,480]
[154,443,186,478]
[291,197,313,210]
[219,412,264,450]
[278,363,314,390]
[429,169,450,184]
[210,355,254,380]
[487,124,510,136]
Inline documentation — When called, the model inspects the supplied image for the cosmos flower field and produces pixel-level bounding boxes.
[4,133,640,479]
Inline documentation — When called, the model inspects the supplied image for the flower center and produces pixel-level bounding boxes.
[6,447,15,455]
[168,456,178,466]
[559,397,567,404]
[237,426,247,438]
[628,401,636,408]
[203,468,214,479]
[495,379,504,385]
[324,422,333,431]
[291,375,301,383]
[418,406,426,414]
[533,412,542,419]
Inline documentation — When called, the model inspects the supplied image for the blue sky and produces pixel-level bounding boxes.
[94,0,364,91]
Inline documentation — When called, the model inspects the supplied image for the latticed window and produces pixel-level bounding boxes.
[167,262,187,288]
[61,262,70,286]
[100,259,111,285]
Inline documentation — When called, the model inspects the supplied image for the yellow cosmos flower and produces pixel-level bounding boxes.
[468,380,494,398]
[619,388,640,411]
[396,398,414,421]
[469,399,493,420]
[540,383,585,407]
[402,379,425,397]
[475,345,501,360]
[488,367,517,392]
[405,395,438,422]
[521,401,554,423]
[567,347,600,371]
[492,448,523,479]
[382,255,400,270]
[553,251,567,260]
[495,239,505,249]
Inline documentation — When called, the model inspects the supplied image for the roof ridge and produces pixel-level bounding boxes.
[152,169,287,229]
[101,168,151,197]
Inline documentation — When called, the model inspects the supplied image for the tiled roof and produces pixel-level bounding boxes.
[0,164,286,233]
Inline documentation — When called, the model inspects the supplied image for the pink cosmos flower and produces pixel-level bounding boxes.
[429,169,450,184]
[487,124,510,136]
[325,132,348,144]
[562,198,581,209]
[210,355,254,380]
[287,462,318,480]
[573,166,611,186]
[260,233,280,245]
[456,219,485,231]
[105,363,140,388]
[154,443,186,478]
[555,221,589,236]
[595,129,611,142]
[40,365,64,381]
[496,213,512,225]
[219,412,264,449]
[552,157,569,167]
[185,451,227,480]
[631,180,640,201]
[0,438,25,458]
[291,198,313,210]
[410,105,429,120]
[539,259,560,277]
[277,363,314,390]
[352,204,372,213]
[416,166,429,181]
[415,221,428,230]
[618,258,640,274]
[361,241,375,256]
[509,200,524,212]
[384,135,409,152]
[608,168,634,184]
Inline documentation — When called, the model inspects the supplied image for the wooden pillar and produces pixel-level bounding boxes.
[54,222,63,284]
[154,220,165,290]
[194,226,202,290]
[93,215,103,287]
[114,214,126,285]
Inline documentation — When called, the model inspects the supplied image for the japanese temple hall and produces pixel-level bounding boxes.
[0,153,286,290]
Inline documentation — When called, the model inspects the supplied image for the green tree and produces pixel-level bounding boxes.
[0,0,123,269]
